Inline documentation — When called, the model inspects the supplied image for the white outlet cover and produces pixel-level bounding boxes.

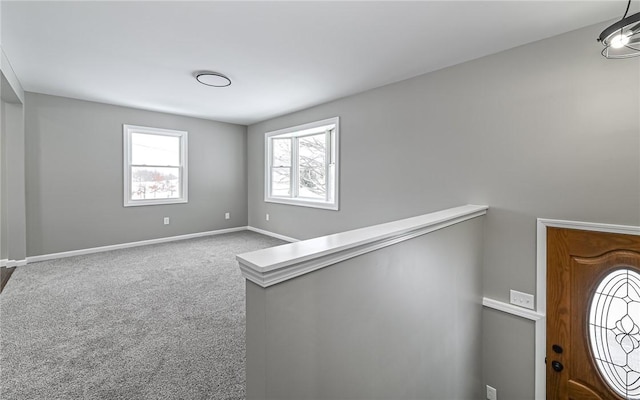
[486,385,497,400]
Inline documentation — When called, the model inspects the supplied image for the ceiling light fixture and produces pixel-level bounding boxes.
[195,71,232,87]
[598,0,640,59]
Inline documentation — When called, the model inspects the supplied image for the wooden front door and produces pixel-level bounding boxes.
[547,227,640,399]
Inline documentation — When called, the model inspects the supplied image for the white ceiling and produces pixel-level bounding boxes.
[1,1,630,125]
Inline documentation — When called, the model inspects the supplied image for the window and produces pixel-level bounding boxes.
[123,124,187,207]
[265,117,339,210]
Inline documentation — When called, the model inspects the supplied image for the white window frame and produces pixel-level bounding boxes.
[265,117,339,210]
[123,124,188,207]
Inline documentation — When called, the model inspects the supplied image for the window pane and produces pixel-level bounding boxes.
[131,167,180,200]
[132,133,180,166]
[272,138,291,167]
[271,167,291,197]
[298,134,326,200]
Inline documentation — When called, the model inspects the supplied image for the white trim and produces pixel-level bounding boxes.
[123,124,188,207]
[264,196,339,211]
[1,259,27,268]
[534,218,640,400]
[1,48,25,104]
[27,226,247,263]
[238,205,488,288]
[482,297,544,321]
[246,226,299,243]
[534,219,547,400]
[537,218,640,236]
[534,315,547,400]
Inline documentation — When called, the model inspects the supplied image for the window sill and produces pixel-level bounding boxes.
[265,197,338,211]
[124,198,188,207]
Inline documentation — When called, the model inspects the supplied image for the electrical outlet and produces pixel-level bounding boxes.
[510,289,535,310]
[163,217,170,225]
[486,385,497,400]
[266,213,270,221]
[225,212,230,220]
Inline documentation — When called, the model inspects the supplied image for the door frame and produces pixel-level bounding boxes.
[536,218,640,400]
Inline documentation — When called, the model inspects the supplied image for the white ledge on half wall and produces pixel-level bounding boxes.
[237,204,489,288]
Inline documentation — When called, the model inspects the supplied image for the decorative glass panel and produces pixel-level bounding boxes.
[589,268,640,399]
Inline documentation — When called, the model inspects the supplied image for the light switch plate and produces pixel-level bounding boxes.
[510,289,535,310]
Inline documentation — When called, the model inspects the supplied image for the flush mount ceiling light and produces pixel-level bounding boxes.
[195,71,232,87]
[598,0,640,59]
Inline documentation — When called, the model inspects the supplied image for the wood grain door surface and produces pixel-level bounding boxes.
[547,227,640,399]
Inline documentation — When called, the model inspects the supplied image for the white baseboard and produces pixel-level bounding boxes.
[14,226,297,266]
[27,226,248,264]
[246,226,299,243]
[1,259,27,268]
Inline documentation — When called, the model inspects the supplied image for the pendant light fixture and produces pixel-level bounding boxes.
[598,0,640,59]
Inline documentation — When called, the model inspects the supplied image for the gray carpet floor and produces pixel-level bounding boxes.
[0,231,285,400]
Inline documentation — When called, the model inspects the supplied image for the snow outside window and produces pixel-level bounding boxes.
[265,117,339,210]
[123,125,188,207]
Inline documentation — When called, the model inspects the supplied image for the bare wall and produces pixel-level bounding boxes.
[25,93,248,256]
[248,22,640,296]
[1,100,7,261]
[1,97,26,263]
[247,22,640,398]
[246,216,485,400]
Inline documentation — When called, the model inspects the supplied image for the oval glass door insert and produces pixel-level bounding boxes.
[589,268,640,399]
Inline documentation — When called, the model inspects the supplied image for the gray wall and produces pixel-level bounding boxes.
[1,62,27,264]
[482,308,536,399]
[1,100,7,260]
[25,93,248,256]
[0,0,3,262]
[246,216,484,400]
[3,100,26,262]
[1,0,28,266]
[247,22,640,398]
